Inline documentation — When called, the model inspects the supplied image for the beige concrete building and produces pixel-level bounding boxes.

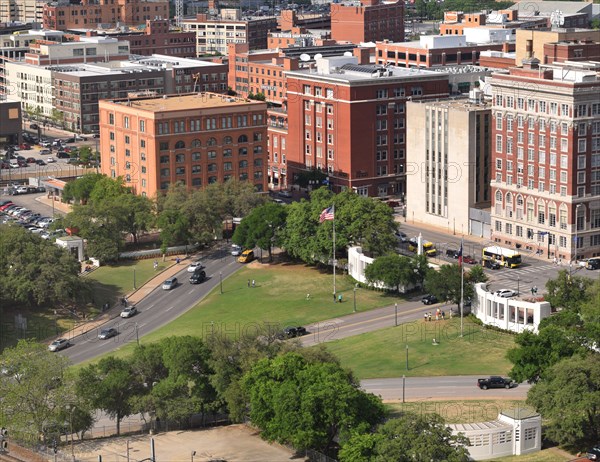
[0,0,44,24]
[4,60,53,117]
[406,92,492,238]
[515,28,600,65]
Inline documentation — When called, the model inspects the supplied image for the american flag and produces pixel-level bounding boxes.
[457,240,463,267]
[319,206,334,223]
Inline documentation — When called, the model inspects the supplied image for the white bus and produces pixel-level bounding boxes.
[482,246,522,268]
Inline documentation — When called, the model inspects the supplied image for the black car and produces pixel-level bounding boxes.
[30,123,38,130]
[446,249,459,258]
[283,326,308,338]
[98,328,118,340]
[587,446,600,460]
[56,151,70,159]
[484,260,501,270]
[189,270,207,284]
[587,258,600,270]
[421,294,438,305]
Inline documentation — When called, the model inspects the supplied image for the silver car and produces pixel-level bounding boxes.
[48,338,70,352]
[162,277,178,290]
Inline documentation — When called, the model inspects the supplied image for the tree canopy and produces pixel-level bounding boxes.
[364,254,418,292]
[232,202,288,261]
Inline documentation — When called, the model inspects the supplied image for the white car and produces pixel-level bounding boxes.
[187,261,205,273]
[231,245,242,256]
[48,338,70,352]
[120,306,138,318]
[495,289,517,298]
[46,157,56,163]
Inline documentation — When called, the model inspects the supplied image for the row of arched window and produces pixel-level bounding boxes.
[171,133,263,150]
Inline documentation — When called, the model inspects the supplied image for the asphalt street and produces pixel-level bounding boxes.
[61,246,241,364]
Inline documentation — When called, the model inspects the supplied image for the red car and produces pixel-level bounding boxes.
[19,143,31,150]
[0,202,15,211]
[26,157,36,163]
[462,255,478,265]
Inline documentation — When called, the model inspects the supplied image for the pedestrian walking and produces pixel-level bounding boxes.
[442,310,445,320]
[333,292,337,302]
[247,279,250,288]
[338,294,343,303]
[252,279,255,288]
[176,257,180,264]
[428,312,432,322]
[153,260,158,270]
[553,256,557,265]
[424,313,428,322]
[306,293,311,300]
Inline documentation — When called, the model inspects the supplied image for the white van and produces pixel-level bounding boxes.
[9,160,19,168]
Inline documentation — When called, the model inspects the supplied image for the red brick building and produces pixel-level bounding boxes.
[43,0,169,30]
[543,40,600,64]
[98,93,268,197]
[490,59,600,260]
[284,56,449,197]
[104,19,196,58]
[330,0,404,44]
[376,35,515,68]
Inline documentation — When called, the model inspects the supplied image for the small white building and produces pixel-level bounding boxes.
[472,283,552,333]
[56,235,85,262]
[450,408,542,460]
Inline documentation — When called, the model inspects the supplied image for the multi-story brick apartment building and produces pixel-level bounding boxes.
[284,55,449,197]
[267,28,330,50]
[440,10,547,36]
[490,59,600,260]
[51,55,227,133]
[228,42,360,104]
[406,93,492,238]
[515,29,600,65]
[98,93,268,197]
[182,10,277,56]
[376,33,514,69]
[330,0,404,44]
[43,0,169,31]
[97,19,196,58]
[277,9,330,32]
[543,40,600,64]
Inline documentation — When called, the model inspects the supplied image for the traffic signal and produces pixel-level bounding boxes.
[0,427,8,450]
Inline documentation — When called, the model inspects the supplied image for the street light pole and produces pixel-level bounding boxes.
[68,405,76,462]
[394,303,398,326]
[133,268,136,290]
[517,276,520,295]
[353,286,357,313]
[402,375,406,403]
[219,271,223,294]
[574,204,583,263]
[405,345,409,370]
[135,323,139,346]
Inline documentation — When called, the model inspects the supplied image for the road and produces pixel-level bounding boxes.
[361,376,530,401]
[395,221,599,296]
[62,246,241,364]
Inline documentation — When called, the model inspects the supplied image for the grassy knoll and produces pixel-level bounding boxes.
[85,258,171,307]
[78,262,406,363]
[321,317,516,379]
[489,449,572,462]
[386,400,528,424]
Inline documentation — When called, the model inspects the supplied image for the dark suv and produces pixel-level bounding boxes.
[587,258,600,270]
[189,270,207,284]
[446,249,459,258]
[421,294,438,305]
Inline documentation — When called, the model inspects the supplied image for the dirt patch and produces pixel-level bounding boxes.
[73,424,306,462]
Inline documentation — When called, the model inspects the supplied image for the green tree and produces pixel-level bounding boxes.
[0,340,72,440]
[527,354,600,448]
[545,269,593,311]
[424,264,473,305]
[62,173,103,204]
[76,356,140,436]
[0,224,90,307]
[364,254,416,292]
[411,254,430,289]
[233,202,288,261]
[242,352,385,454]
[340,413,470,462]
[466,265,488,284]
[507,326,586,383]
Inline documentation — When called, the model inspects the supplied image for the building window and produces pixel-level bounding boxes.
[496,135,502,153]
[139,120,145,132]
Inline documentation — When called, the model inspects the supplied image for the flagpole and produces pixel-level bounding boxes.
[333,204,336,299]
[460,236,464,338]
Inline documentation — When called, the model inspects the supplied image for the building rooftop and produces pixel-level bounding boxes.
[106,92,264,112]
[508,1,592,16]
[286,56,446,82]
[414,94,490,111]
[449,419,512,432]
[500,407,539,421]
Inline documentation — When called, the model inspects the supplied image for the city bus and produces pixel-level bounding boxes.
[482,246,522,268]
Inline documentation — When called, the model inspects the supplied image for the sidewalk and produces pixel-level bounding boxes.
[57,255,190,342]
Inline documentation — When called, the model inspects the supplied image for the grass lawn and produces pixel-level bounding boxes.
[386,400,529,424]
[86,262,406,362]
[321,317,516,378]
[488,449,572,462]
[85,258,171,309]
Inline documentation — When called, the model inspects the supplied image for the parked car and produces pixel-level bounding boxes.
[462,255,478,265]
[477,376,514,390]
[15,186,29,194]
[120,306,138,318]
[162,277,178,290]
[446,249,459,258]
[495,289,517,298]
[46,157,56,163]
[231,244,242,256]
[238,249,254,263]
[273,198,285,204]
[98,328,118,340]
[282,326,308,338]
[395,231,407,243]
[189,270,207,284]
[39,149,51,155]
[30,123,39,130]
[278,189,292,198]
[48,338,70,352]
[187,260,205,273]
[56,151,70,159]
[20,143,31,150]
[26,157,36,164]
[421,294,438,305]
[36,159,46,166]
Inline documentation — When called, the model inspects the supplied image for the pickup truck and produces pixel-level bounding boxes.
[477,376,514,390]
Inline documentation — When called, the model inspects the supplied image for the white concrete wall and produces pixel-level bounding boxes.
[472,283,552,333]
